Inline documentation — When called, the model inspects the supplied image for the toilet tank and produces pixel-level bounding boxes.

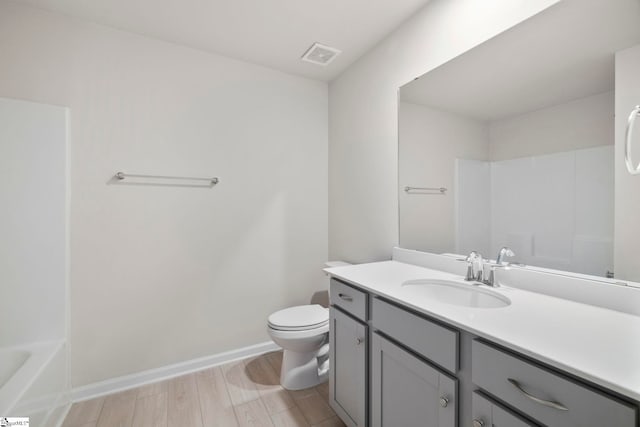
[312,261,351,307]
[324,261,351,269]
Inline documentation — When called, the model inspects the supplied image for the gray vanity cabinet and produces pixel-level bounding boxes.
[329,304,367,427]
[371,333,457,427]
[328,278,639,427]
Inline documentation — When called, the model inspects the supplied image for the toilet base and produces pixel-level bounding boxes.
[280,345,329,390]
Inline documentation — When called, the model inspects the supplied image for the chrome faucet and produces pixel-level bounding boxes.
[464,248,514,286]
[495,247,515,265]
[464,251,484,282]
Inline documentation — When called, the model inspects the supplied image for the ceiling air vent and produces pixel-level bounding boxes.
[301,42,341,66]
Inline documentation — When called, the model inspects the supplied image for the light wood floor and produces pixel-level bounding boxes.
[62,351,345,427]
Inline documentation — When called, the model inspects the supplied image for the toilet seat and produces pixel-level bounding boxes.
[267,322,329,341]
[268,304,329,331]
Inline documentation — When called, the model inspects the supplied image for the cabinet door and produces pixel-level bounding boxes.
[329,307,367,427]
[472,391,538,427]
[371,333,457,427]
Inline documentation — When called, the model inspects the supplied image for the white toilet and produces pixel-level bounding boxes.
[268,304,330,390]
[267,261,350,390]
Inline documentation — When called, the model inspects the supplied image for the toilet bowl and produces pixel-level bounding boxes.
[267,304,330,390]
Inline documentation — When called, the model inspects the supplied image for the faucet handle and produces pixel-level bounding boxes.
[465,250,479,262]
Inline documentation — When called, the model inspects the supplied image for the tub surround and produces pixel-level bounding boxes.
[0,96,70,425]
[0,341,66,419]
[325,249,640,402]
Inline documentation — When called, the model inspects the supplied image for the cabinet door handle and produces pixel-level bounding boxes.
[508,378,569,411]
[338,293,353,301]
[472,419,484,427]
[356,337,364,345]
[439,396,449,408]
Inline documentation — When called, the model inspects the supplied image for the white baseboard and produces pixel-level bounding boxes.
[71,341,279,403]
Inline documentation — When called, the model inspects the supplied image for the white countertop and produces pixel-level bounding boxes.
[325,260,640,402]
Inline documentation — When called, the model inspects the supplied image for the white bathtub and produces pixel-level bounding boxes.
[0,341,67,424]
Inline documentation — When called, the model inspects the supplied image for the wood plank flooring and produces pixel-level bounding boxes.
[63,351,345,427]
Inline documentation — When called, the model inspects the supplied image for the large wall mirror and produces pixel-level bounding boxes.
[399,0,640,280]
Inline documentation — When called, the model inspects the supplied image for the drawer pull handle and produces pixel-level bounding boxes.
[508,378,569,411]
[472,419,484,427]
[338,293,353,301]
[356,337,364,345]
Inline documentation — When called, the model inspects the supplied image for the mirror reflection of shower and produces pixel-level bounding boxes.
[0,97,69,423]
[455,144,613,277]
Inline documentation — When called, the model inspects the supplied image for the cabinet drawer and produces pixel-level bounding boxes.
[472,340,637,427]
[330,279,367,321]
[472,391,538,427]
[371,298,458,373]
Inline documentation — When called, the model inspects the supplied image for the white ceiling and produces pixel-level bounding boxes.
[401,0,640,122]
[15,0,430,81]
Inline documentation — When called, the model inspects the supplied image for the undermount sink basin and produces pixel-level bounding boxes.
[401,279,511,308]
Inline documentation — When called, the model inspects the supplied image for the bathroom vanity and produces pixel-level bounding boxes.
[327,2,640,426]
[326,250,640,427]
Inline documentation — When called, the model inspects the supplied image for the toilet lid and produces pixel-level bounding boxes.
[268,305,329,331]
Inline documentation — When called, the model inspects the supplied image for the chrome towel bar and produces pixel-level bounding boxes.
[115,172,219,185]
[404,186,447,194]
[625,105,640,175]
